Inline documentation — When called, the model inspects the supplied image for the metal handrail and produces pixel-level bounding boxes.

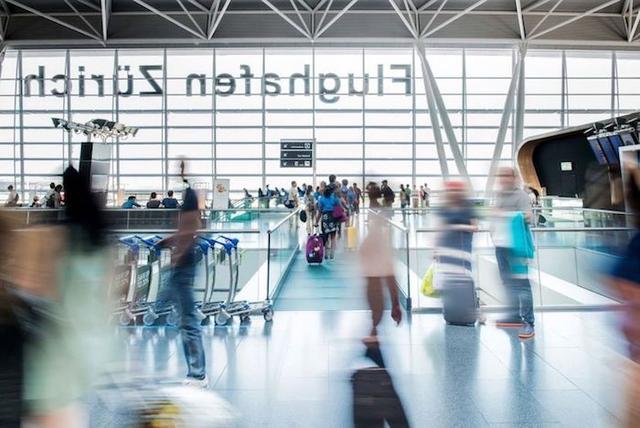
[107,229,261,234]
[267,207,301,234]
[415,226,635,233]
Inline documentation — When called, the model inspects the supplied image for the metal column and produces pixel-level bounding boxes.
[513,44,527,163]
[416,41,469,182]
[415,43,448,178]
[485,45,526,194]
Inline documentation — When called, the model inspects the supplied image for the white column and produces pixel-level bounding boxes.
[485,44,527,194]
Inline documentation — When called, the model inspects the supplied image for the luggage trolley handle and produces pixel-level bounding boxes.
[200,236,235,256]
[217,235,241,268]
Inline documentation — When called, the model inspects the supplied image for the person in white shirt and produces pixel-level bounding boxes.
[286,180,299,208]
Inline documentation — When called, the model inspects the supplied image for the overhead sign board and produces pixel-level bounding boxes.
[280,139,313,168]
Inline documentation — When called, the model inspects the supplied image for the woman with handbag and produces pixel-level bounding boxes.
[315,184,341,260]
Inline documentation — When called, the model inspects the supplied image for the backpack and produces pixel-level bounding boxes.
[46,195,55,208]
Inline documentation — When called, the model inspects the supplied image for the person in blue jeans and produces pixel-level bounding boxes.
[159,166,207,387]
[492,166,535,339]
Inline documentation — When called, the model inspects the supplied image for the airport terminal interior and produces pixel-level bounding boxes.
[3,0,640,427]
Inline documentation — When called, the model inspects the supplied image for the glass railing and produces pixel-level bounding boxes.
[410,225,633,312]
[0,206,298,232]
[266,208,301,301]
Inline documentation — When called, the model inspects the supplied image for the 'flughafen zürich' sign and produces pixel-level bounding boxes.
[22,64,412,104]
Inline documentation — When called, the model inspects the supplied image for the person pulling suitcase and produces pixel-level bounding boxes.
[435,180,484,326]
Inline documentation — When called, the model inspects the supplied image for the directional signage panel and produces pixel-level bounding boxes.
[280,139,314,168]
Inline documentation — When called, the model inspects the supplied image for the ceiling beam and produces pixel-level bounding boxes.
[315,0,334,33]
[423,0,489,38]
[208,0,231,39]
[515,0,526,39]
[523,0,553,12]
[74,0,101,12]
[175,0,206,38]
[387,0,418,38]
[418,0,440,12]
[261,0,312,39]
[420,0,448,38]
[528,0,563,38]
[100,0,111,41]
[629,4,640,41]
[185,0,208,13]
[64,0,102,40]
[529,0,620,40]
[4,0,103,42]
[131,0,206,39]
[289,0,311,37]
[315,0,359,39]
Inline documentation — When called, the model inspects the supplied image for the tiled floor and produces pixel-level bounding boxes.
[101,310,631,427]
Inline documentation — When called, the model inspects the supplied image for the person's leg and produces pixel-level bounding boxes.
[330,232,337,259]
[366,277,384,337]
[514,277,535,326]
[495,247,521,323]
[173,264,206,380]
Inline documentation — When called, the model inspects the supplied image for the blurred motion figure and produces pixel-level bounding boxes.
[606,166,640,426]
[491,166,536,339]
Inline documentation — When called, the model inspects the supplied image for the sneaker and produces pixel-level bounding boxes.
[495,319,524,328]
[518,323,535,339]
[183,376,209,389]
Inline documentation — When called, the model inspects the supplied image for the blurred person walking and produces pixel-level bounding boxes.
[359,183,402,340]
[436,180,483,325]
[606,166,640,426]
[157,161,207,387]
[492,166,535,339]
[18,166,113,427]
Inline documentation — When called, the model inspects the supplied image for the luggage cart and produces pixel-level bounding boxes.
[135,235,180,327]
[210,235,274,326]
[111,235,153,326]
[195,236,227,324]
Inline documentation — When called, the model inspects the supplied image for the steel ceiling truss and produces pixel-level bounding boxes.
[0,0,633,46]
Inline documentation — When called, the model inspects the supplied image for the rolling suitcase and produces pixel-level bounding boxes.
[346,226,358,250]
[306,234,324,264]
[440,273,479,326]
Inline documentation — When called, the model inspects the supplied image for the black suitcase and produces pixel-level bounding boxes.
[441,273,479,326]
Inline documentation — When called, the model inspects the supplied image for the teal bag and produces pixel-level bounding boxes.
[510,212,534,259]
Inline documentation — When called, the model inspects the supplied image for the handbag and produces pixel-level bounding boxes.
[299,210,307,223]
[332,203,346,222]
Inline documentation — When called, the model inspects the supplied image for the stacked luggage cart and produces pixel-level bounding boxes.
[110,234,273,327]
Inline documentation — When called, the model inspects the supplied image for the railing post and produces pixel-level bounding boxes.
[405,229,412,311]
[266,231,272,301]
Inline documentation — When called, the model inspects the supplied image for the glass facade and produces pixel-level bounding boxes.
[0,47,632,203]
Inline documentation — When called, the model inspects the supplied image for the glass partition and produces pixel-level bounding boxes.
[266,208,301,301]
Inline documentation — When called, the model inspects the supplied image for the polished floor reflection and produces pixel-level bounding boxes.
[100,310,630,427]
